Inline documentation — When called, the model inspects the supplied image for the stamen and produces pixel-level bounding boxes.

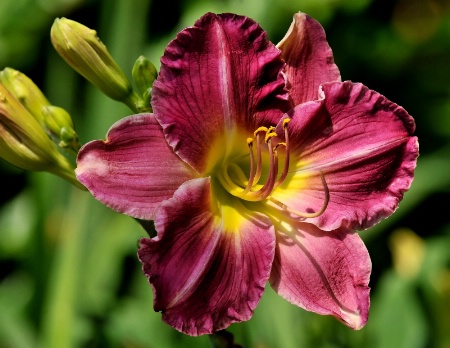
[245,133,278,200]
[282,118,291,128]
[253,128,267,184]
[242,138,256,194]
[269,171,329,218]
[264,131,277,143]
[273,142,286,152]
[274,117,291,188]
[253,127,269,137]
[219,121,297,203]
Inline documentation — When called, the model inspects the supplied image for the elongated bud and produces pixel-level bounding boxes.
[132,56,157,108]
[0,67,50,125]
[0,68,80,153]
[0,84,83,189]
[42,106,80,151]
[50,18,141,111]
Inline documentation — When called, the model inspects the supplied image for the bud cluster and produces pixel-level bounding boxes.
[0,68,83,189]
[1,17,161,188]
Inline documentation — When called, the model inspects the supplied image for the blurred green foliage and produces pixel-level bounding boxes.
[1,0,450,347]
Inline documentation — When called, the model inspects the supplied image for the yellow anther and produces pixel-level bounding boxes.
[264,131,277,143]
[254,126,269,136]
[247,137,253,146]
[283,118,291,128]
[274,142,286,151]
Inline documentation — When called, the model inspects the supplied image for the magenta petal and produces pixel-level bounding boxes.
[270,223,371,329]
[152,12,291,174]
[277,12,341,105]
[138,177,275,335]
[76,114,196,220]
[273,81,419,230]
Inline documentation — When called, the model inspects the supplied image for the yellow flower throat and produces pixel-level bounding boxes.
[218,118,329,219]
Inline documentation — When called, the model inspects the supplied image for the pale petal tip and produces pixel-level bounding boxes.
[340,308,367,330]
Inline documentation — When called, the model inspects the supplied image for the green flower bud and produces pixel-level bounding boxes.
[42,106,80,151]
[132,55,158,108]
[0,84,83,189]
[0,67,50,125]
[50,18,141,111]
[0,68,80,153]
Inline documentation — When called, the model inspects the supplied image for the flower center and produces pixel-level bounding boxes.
[218,118,329,218]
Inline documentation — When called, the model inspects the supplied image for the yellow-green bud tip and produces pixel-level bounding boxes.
[0,68,50,125]
[132,55,158,97]
[50,17,134,102]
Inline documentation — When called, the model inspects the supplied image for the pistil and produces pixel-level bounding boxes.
[252,126,271,185]
[242,137,255,194]
[269,171,330,218]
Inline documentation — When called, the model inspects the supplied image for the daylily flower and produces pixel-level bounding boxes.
[75,12,418,335]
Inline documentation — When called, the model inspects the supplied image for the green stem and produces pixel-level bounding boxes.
[50,156,86,190]
[122,90,151,114]
[40,189,89,348]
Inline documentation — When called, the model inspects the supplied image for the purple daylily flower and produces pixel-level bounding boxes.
[75,12,418,335]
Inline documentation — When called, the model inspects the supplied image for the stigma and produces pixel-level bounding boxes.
[218,118,329,219]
